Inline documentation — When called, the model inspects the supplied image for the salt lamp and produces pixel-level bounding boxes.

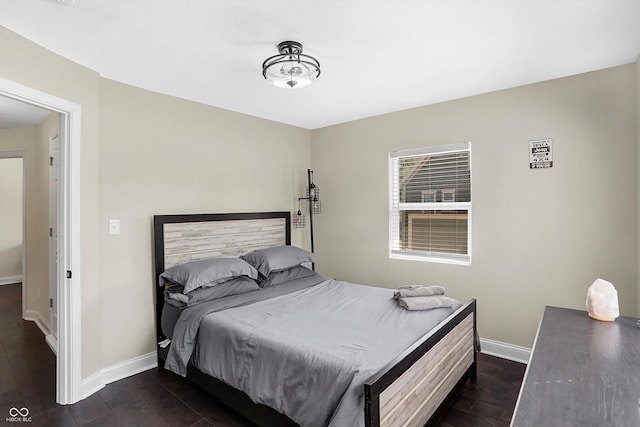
[586,278,619,322]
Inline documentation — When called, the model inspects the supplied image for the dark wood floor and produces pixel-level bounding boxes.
[0,282,526,426]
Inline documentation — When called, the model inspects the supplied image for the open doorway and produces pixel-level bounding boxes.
[0,103,59,345]
[0,156,24,290]
[0,77,82,405]
[0,99,60,386]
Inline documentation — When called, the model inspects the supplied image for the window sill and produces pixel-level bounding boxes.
[389,252,471,266]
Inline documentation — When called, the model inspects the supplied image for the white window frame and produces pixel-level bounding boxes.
[388,142,472,265]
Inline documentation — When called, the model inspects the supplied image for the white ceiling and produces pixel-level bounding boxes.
[1,0,639,130]
[0,95,52,129]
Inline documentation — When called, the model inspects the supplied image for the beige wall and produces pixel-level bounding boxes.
[98,79,311,367]
[1,24,105,378]
[311,64,638,348]
[0,112,60,323]
[0,157,23,279]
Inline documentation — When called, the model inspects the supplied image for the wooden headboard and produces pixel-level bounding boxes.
[153,212,291,341]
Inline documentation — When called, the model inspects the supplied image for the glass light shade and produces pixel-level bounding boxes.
[264,61,316,88]
[306,185,319,200]
[294,210,306,228]
[263,41,320,89]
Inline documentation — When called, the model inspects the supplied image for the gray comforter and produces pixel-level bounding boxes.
[165,276,461,427]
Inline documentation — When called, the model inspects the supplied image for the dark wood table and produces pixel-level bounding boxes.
[511,305,640,427]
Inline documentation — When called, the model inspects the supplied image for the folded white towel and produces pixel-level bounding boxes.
[393,285,445,300]
[397,295,457,311]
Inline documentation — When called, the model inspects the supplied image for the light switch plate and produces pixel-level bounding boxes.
[108,219,120,235]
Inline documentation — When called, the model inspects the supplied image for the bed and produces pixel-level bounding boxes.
[153,211,477,427]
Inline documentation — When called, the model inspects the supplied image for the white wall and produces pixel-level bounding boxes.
[311,63,638,349]
[0,157,23,281]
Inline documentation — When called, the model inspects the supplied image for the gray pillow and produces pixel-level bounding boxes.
[160,257,258,294]
[241,245,312,277]
[259,265,318,288]
[165,276,260,307]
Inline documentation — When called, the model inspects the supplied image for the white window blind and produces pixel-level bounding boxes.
[389,142,471,265]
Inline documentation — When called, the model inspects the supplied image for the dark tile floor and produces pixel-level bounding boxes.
[0,283,526,426]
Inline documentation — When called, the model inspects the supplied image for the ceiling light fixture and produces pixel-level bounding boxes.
[262,41,321,89]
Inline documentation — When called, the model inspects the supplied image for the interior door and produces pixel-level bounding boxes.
[49,132,59,341]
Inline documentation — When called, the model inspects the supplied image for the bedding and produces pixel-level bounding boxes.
[161,302,182,339]
[165,274,324,376]
[258,265,317,288]
[241,245,312,277]
[164,276,260,308]
[160,257,258,294]
[165,274,461,427]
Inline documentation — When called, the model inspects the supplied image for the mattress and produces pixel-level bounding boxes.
[161,302,182,339]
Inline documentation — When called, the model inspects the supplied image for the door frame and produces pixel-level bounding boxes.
[48,132,60,351]
[0,77,82,405]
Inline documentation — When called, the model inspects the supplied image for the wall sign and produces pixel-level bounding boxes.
[529,138,553,169]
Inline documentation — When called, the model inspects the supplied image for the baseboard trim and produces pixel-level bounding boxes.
[80,371,105,400]
[24,309,51,336]
[81,352,158,400]
[24,309,57,356]
[45,333,58,355]
[480,337,531,364]
[0,276,22,286]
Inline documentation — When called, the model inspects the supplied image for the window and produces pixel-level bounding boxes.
[389,142,471,265]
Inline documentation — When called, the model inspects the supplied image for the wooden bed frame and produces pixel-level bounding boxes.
[153,211,477,427]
